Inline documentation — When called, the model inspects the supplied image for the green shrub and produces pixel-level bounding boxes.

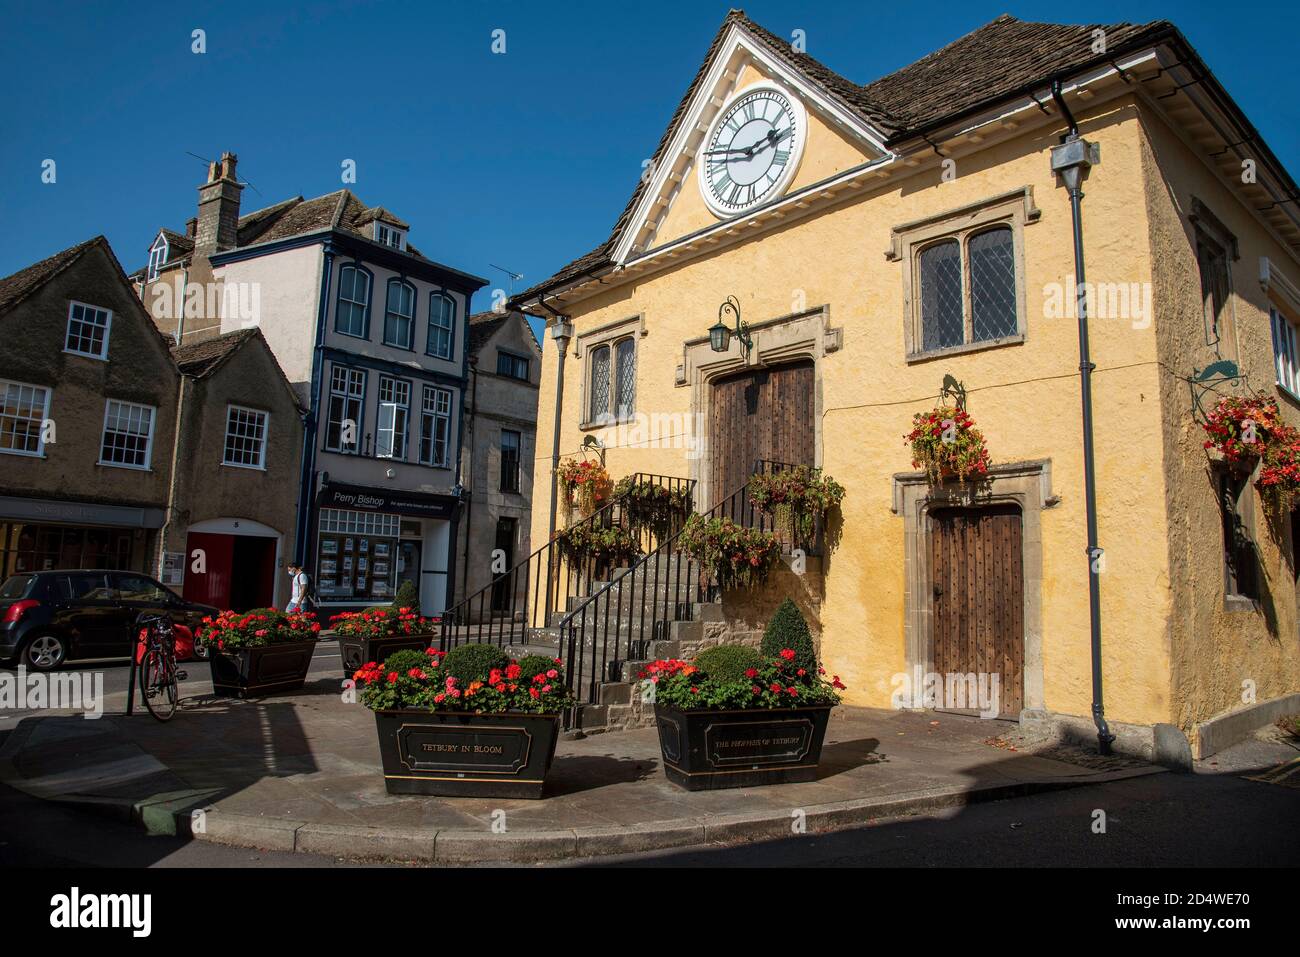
[694,644,763,684]
[515,654,560,683]
[381,648,433,675]
[391,579,421,615]
[760,598,816,672]
[441,643,509,685]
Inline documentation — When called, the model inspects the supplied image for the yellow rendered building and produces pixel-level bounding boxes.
[511,12,1300,758]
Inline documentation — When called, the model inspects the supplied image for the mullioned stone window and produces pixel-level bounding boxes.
[887,187,1039,362]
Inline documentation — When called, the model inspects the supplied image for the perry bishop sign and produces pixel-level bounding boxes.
[316,482,457,520]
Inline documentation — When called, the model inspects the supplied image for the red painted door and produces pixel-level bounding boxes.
[183,532,234,610]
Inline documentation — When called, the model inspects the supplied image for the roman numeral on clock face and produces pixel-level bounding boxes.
[702,85,802,214]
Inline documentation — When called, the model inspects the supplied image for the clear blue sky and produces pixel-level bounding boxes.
[2,0,1296,310]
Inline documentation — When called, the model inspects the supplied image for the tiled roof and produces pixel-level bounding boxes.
[467,311,512,356]
[859,14,1171,136]
[512,11,1174,305]
[0,235,107,315]
[172,327,305,411]
[0,235,180,358]
[147,189,429,267]
[171,327,260,377]
[158,228,194,255]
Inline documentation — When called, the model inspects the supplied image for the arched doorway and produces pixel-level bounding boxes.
[183,518,282,611]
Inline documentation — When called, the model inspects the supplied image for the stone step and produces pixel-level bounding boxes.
[550,602,695,630]
[598,681,634,705]
[562,587,695,616]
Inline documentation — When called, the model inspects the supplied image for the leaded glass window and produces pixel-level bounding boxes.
[615,337,636,420]
[919,240,963,352]
[589,344,611,423]
[969,227,1017,342]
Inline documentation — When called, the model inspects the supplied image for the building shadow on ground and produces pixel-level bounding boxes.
[546,752,661,796]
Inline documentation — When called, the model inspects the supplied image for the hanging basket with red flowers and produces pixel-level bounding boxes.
[1201,395,1284,466]
[678,514,782,590]
[748,465,846,546]
[556,456,612,517]
[905,404,992,485]
[1257,433,1300,517]
[1202,394,1300,523]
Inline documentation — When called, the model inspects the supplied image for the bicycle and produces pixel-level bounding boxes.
[136,613,187,722]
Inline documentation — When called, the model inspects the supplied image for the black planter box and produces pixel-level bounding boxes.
[654,702,833,790]
[374,710,561,799]
[209,640,318,698]
[338,633,434,680]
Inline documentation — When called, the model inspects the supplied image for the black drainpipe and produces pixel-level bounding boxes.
[461,355,478,599]
[1050,79,1115,755]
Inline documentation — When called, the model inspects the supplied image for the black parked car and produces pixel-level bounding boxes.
[0,570,219,671]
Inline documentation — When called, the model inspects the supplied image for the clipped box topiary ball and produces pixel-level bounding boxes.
[694,644,763,684]
[441,642,510,685]
[760,598,816,672]
[516,654,561,684]
[381,648,433,675]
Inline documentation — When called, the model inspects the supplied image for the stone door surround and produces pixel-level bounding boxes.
[892,459,1053,714]
[677,303,841,509]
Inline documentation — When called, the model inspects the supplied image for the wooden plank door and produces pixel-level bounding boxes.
[928,505,1024,718]
[709,360,815,512]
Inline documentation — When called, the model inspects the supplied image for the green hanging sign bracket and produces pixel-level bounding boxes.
[1189,359,1245,424]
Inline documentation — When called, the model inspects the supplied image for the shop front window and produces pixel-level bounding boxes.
[0,522,134,579]
[315,508,401,602]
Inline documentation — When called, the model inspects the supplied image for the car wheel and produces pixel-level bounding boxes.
[192,641,210,661]
[23,634,66,671]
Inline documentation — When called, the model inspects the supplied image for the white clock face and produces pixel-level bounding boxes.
[699,82,806,217]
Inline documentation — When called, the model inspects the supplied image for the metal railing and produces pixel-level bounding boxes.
[438,472,694,651]
[556,471,767,724]
[554,459,830,723]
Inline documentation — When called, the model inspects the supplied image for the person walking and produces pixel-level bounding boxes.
[286,563,314,614]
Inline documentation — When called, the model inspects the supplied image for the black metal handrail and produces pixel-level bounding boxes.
[438,472,694,651]
[556,469,770,725]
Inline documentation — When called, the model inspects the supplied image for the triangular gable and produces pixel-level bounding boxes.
[468,310,542,359]
[610,14,893,264]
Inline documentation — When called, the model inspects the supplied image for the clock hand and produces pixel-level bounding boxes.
[748,127,793,156]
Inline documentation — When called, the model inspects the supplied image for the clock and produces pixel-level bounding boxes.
[698,81,807,218]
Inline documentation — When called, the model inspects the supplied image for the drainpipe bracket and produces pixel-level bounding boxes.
[1050,137,1101,173]
[1051,138,1100,193]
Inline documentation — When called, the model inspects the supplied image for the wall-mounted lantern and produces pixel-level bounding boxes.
[708,295,753,359]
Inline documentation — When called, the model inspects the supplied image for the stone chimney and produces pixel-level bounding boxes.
[195,151,243,255]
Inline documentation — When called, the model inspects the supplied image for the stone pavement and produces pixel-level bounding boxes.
[0,672,1164,864]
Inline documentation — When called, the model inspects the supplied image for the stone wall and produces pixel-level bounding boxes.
[716,556,824,651]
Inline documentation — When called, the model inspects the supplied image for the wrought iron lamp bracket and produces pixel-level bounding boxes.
[715,295,753,359]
